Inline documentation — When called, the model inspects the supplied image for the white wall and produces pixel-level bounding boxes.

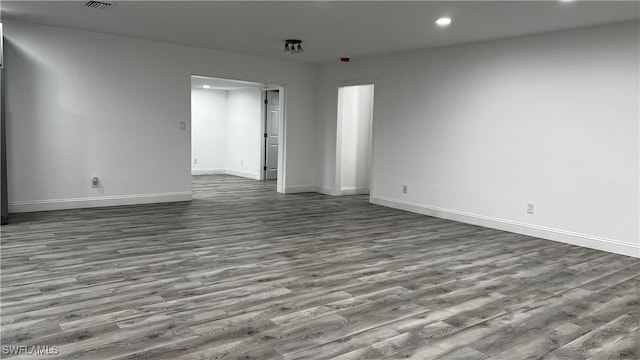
[5,18,638,257]
[338,85,373,194]
[4,20,318,212]
[191,88,228,174]
[226,88,262,179]
[317,21,640,257]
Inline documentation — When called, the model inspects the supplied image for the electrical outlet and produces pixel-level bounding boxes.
[402,185,408,194]
[241,160,244,167]
[91,177,99,188]
[193,158,198,164]
[527,203,535,214]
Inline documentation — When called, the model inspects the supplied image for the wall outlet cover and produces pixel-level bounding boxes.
[527,203,535,214]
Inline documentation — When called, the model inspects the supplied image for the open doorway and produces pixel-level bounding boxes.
[190,75,283,194]
[336,84,375,195]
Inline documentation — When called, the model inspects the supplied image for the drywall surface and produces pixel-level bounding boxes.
[338,85,373,193]
[226,88,262,179]
[317,21,639,256]
[4,19,317,211]
[191,88,228,174]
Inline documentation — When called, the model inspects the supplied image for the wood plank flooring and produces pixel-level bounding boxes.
[1,175,638,359]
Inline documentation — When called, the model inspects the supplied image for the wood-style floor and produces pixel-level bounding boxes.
[1,175,638,360]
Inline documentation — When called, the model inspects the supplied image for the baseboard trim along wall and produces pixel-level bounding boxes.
[283,185,317,194]
[9,192,193,213]
[313,187,369,196]
[371,196,639,258]
[315,186,340,196]
[340,187,370,195]
[191,169,226,175]
[192,169,260,180]
[225,169,260,180]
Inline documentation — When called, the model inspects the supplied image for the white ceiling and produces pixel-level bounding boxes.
[2,1,639,64]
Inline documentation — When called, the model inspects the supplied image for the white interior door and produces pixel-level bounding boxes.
[264,90,279,180]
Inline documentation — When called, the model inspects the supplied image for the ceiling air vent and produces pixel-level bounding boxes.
[84,1,113,9]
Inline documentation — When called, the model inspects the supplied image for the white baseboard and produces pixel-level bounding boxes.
[371,196,639,258]
[313,187,369,196]
[191,169,260,180]
[340,187,370,195]
[283,185,317,194]
[9,192,193,213]
[191,169,226,175]
[315,186,340,196]
[225,169,261,180]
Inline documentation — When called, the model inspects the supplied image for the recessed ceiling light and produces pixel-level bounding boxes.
[203,85,211,89]
[560,0,576,2]
[436,17,452,27]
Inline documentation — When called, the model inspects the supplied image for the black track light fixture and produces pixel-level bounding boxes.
[284,39,303,55]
